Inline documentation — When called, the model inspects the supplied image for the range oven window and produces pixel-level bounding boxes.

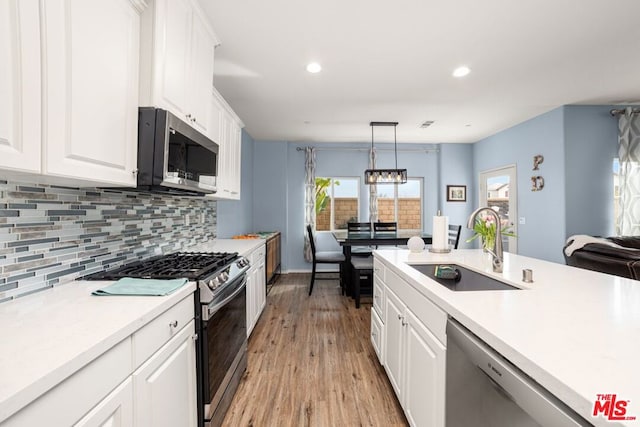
[168,130,217,183]
[202,281,247,406]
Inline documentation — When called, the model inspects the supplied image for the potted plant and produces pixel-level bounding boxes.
[466,215,516,251]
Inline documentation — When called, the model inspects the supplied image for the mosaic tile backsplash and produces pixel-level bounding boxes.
[0,180,217,303]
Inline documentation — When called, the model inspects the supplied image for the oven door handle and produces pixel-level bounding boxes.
[205,277,247,320]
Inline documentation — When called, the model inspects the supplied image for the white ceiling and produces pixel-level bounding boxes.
[199,0,640,144]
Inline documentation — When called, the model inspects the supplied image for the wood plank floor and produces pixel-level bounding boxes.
[222,274,408,426]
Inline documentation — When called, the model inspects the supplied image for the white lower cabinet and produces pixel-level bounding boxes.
[133,319,197,427]
[378,263,447,427]
[3,294,197,427]
[74,378,134,427]
[404,309,446,427]
[370,308,383,362]
[246,243,266,337]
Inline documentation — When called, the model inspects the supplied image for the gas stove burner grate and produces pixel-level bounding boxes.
[81,252,239,281]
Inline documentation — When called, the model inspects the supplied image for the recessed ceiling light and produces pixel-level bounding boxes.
[306,62,322,73]
[453,66,471,78]
[465,124,471,127]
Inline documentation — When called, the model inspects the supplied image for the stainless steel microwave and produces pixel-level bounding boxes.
[137,107,218,195]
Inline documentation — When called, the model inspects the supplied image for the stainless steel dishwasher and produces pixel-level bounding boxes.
[446,319,593,427]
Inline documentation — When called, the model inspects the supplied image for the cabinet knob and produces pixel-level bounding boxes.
[169,320,178,328]
[402,319,408,327]
[397,314,403,320]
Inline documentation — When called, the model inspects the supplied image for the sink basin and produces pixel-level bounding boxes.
[408,264,521,291]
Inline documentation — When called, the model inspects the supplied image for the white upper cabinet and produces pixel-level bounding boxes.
[140,0,218,136]
[210,88,243,200]
[0,0,41,173]
[42,0,142,186]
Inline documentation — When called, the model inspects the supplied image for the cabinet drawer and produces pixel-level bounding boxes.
[250,245,266,265]
[373,276,384,319]
[371,308,384,364]
[4,338,132,426]
[132,294,194,368]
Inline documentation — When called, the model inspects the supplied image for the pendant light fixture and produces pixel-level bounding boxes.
[365,121,407,185]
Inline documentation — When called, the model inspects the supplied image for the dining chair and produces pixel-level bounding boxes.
[374,222,397,232]
[448,224,462,249]
[350,255,373,308]
[306,225,345,296]
[347,222,373,257]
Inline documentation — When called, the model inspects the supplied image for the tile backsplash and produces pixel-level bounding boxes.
[0,180,217,302]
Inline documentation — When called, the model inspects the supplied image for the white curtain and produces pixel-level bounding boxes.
[617,108,640,235]
[303,147,316,262]
[369,148,378,223]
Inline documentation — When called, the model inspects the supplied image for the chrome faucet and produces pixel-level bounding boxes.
[467,207,503,273]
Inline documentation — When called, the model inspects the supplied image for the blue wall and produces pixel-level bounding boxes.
[439,144,475,246]
[564,106,618,237]
[473,108,567,263]
[472,105,619,263]
[216,129,255,238]
[249,141,450,272]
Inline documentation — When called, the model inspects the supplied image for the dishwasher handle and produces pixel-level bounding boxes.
[447,319,592,427]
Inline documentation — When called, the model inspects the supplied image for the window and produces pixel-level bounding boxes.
[315,177,360,231]
[376,178,423,231]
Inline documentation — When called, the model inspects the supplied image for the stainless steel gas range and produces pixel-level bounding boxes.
[83,252,250,427]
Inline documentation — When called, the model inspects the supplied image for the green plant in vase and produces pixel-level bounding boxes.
[466,216,516,251]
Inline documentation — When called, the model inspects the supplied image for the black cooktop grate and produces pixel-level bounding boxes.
[81,252,239,280]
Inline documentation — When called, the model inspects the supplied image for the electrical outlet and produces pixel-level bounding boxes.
[200,212,206,224]
[519,217,526,225]
[185,214,190,226]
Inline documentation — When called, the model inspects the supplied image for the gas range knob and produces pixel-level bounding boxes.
[208,277,220,289]
[220,272,229,282]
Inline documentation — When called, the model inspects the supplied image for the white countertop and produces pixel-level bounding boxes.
[0,280,196,422]
[0,238,264,421]
[187,238,265,256]
[375,249,640,427]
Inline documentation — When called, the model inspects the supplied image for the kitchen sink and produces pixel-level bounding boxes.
[408,264,521,291]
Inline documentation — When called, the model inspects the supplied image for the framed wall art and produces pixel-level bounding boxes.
[446,185,467,202]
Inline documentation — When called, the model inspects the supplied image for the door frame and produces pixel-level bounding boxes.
[479,164,518,254]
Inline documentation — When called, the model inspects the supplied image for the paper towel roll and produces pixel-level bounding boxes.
[432,215,449,250]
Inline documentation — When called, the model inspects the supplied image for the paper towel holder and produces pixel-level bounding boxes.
[429,210,451,253]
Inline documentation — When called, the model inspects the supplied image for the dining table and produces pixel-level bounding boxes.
[332,230,433,295]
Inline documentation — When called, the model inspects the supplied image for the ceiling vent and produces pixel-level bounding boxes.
[419,120,435,128]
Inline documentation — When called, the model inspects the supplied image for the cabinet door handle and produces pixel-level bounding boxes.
[371,332,377,338]
[169,320,179,328]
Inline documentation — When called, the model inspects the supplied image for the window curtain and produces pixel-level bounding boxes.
[303,147,316,262]
[617,108,640,235]
[369,148,378,222]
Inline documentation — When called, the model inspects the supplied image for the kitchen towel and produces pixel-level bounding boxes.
[92,278,188,296]
[432,214,449,251]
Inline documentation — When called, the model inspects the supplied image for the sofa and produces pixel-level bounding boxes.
[564,236,640,280]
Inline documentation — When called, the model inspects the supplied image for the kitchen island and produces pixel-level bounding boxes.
[374,249,640,427]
